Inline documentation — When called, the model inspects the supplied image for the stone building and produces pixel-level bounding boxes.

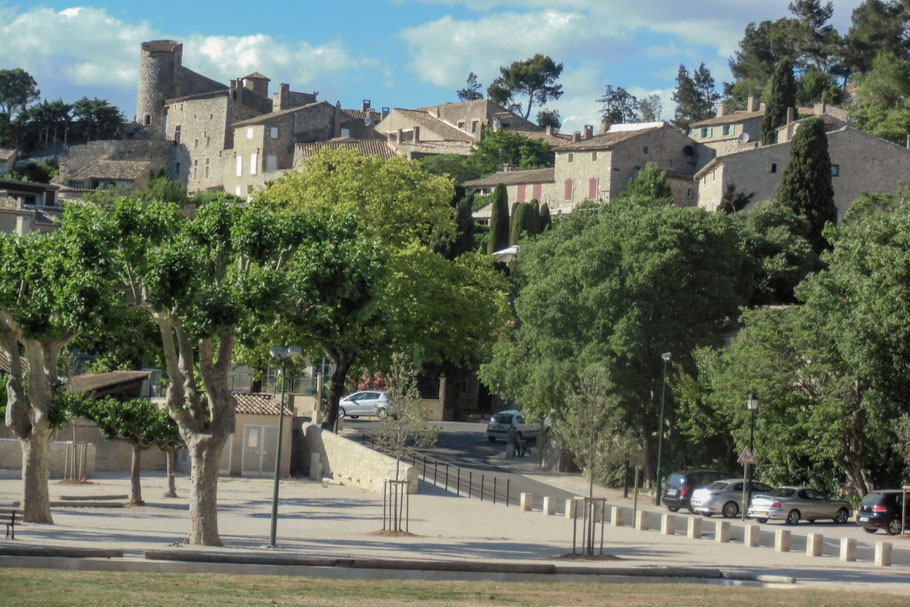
[59,158,153,190]
[416,98,542,141]
[695,125,910,218]
[0,178,62,234]
[688,96,765,154]
[0,149,16,176]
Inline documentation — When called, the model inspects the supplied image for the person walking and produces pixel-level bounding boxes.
[506,423,518,458]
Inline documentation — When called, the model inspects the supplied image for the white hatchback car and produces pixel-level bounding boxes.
[338,390,390,419]
[486,410,544,442]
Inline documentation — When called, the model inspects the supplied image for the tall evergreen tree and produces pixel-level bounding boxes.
[488,183,511,254]
[777,116,836,253]
[672,64,719,131]
[760,60,797,144]
[538,202,552,233]
[457,72,484,101]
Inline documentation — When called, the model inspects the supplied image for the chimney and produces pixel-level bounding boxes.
[545,125,553,136]
[503,163,513,172]
[381,107,390,120]
[583,124,594,140]
[716,102,727,117]
[277,83,289,111]
[786,107,795,124]
[362,99,371,111]
[413,126,420,142]
[600,117,611,134]
[572,131,581,143]
[333,101,342,137]
[747,95,758,112]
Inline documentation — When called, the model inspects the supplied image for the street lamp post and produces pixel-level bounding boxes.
[655,352,671,506]
[742,392,759,522]
[268,345,301,548]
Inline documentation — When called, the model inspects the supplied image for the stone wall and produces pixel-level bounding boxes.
[165,94,230,190]
[301,423,418,494]
[0,438,96,479]
[59,139,175,180]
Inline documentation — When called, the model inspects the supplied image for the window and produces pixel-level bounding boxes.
[235,186,242,196]
[193,159,198,179]
[457,120,465,129]
[266,155,277,172]
[471,120,478,133]
[567,153,574,163]
[194,138,198,149]
[175,162,180,175]
[205,158,209,179]
[206,136,210,147]
[532,183,542,199]
[686,188,692,198]
[722,125,733,136]
[588,178,598,200]
[564,179,574,201]
[831,164,840,177]
[517,185,526,202]
[700,127,712,138]
[174,125,181,144]
[247,127,254,139]
[236,155,242,177]
[144,115,151,126]
[250,153,258,175]
[270,127,278,139]
[770,163,777,173]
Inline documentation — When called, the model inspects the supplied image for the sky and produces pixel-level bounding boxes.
[0,1,865,133]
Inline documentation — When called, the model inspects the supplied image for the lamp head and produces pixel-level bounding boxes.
[269,346,285,359]
[746,392,759,411]
[661,352,671,362]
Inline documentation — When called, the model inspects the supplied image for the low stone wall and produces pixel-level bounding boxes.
[0,438,96,479]
[301,423,417,494]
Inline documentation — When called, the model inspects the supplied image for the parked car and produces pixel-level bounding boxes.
[338,390,389,419]
[486,410,543,442]
[662,470,724,513]
[856,490,909,535]
[691,479,774,518]
[747,486,851,525]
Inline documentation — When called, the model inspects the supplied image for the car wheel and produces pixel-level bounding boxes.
[666,505,680,513]
[785,509,801,525]
[756,518,768,524]
[863,527,877,534]
[338,406,346,418]
[702,512,712,518]
[722,501,739,519]
[833,508,849,524]
[887,517,902,536]
[377,408,387,420]
[350,415,359,419]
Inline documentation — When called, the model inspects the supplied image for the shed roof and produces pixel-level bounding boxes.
[67,159,152,182]
[234,393,293,416]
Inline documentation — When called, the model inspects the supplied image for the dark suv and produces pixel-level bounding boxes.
[856,490,908,535]
[663,470,723,512]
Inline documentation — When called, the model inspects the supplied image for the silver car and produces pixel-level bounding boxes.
[747,486,851,525]
[691,479,773,518]
[338,390,390,419]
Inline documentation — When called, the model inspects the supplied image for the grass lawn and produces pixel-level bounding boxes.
[0,568,905,606]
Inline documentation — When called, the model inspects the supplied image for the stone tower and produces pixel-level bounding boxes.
[136,40,183,137]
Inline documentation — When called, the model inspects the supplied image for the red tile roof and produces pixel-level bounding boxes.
[234,393,293,416]
[296,139,397,160]
[390,109,474,142]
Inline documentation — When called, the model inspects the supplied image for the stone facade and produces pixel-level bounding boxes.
[696,126,910,219]
[57,139,175,182]
[417,98,542,141]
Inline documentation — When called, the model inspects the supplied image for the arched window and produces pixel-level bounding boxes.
[564,179,573,201]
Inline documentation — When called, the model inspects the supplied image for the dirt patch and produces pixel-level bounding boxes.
[368,529,419,537]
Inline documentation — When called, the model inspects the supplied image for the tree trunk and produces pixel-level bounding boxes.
[163,449,178,498]
[250,368,264,393]
[185,435,226,545]
[322,353,354,432]
[129,444,145,506]
[20,423,53,523]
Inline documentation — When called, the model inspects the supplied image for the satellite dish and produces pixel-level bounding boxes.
[494,120,503,130]
[683,145,695,156]
[364,116,373,126]
[738,132,750,143]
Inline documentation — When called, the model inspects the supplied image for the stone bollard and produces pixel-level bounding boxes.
[635,510,649,531]
[775,529,791,553]
[840,537,856,562]
[687,516,702,539]
[611,506,624,528]
[807,533,823,557]
[542,496,555,515]
[661,513,676,535]
[715,520,730,543]
[875,542,892,567]
[565,498,578,520]
[744,524,760,547]
[520,492,533,512]
[308,453,322,481]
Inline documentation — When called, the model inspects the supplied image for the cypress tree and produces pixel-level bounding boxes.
[760,60,796,145]
[777,116,835,254]
[538,202,552,232]
[488,183,511,254]
[509,202,528,245]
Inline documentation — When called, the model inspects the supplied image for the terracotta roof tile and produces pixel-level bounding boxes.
[394,140,472,156]
[556,126,661,151]
[0,148,16,162]
[234,393,292,416]
[391,109,474,142]
[342,109,382,123]
[0,350,28,374]
[297,139,397,160]
[243,72,270,80]
[689,111,764,128]
[463,167,555,187]
[67,159,152,182]
[0,195,22,211]
[231,101,329,128]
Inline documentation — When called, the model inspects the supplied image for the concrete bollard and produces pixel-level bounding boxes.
[611,506,624,527]
[520,492,533,511]
[661,513,676,535]
[807,533,823,557]
[308,453,322,481]
[635,510,649,531]
[687,516,702,539]
[875,542,892,567]
[542,496,555,515]
[565,498,578,520]
[744,524,760,547]
[775,529,791,552]
[715,520,730,543]
[840,537,856,562]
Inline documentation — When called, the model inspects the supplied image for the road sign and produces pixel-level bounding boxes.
[737,446,755,464]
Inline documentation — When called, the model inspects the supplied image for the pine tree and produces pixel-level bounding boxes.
[488,183,511,254]
[777,116,835,253]
[761,60,797,145]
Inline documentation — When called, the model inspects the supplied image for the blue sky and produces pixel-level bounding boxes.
[0,1,863,132]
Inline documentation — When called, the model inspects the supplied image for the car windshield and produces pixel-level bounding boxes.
[492,413,513,424]
[769,488,795,498]
[667,473,686,486]
[705,482,728,491]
